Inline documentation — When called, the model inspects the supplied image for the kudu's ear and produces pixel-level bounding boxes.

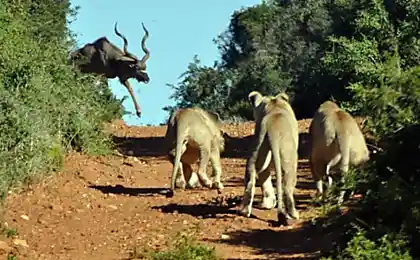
[275,92,290,102]
[248,91,263,108]
[117,56,137,63]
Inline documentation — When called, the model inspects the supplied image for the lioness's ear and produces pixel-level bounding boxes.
[208,111,222,123]
[168,109,179,125]
[275,92,289,102]
[221,129,230,139]
[248,91,263,108]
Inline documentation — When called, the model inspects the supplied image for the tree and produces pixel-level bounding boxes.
[163,56,232,119]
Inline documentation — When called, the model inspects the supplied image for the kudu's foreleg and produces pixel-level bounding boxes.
[122,80,142,118]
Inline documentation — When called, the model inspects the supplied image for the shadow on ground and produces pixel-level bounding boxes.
[298,132,311,160]
[113,134,255,159]
[152,203,239,219]
[88,184,168,197]
[223,132,312,160]
[153,194,270,221]
[112,130,311,161]
[112,136,167,157]
[223,176,245,188]
[222,134,253,159]
[207,209,352,260]
[153,191,315,221]
[209,227,326,259]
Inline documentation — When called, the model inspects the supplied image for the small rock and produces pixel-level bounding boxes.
[37,217,48,225]
[108,205,118,210]
[13,239,28,248]
[20,214,29,221]
[123,161,134,167]
[220,234,230,240]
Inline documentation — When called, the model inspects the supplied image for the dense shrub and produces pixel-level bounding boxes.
[322,231,412,260]
[0,1,123,196]
[323,46,420,260]
[131,231,219,260]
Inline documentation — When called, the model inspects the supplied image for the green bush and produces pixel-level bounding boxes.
[322,64,420,258]
[0,1,123,196]
[322,231,412,260]
[147,234,218,260]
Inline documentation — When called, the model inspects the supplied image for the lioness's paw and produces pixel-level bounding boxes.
[186,172,201,188]
[186,182,202,189]
[260,196,276,209]
[238,205,252,217]
[212,181,224,190]
[287,209,300,220]
[201,179,213,188]
[175,180,186,189]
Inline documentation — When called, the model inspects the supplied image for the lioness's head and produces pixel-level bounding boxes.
[248,91,290,121]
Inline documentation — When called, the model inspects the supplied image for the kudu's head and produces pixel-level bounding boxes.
[114,22,150,83]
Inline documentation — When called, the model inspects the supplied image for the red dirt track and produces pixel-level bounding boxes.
[0,119,342,260]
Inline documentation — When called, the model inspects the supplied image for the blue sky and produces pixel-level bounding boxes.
[69,0,260,126]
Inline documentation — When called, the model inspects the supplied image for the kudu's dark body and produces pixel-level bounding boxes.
[70,22,150,118]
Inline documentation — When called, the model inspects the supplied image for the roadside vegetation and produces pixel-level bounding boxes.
[129,230,219,260]
[0,0,124,197]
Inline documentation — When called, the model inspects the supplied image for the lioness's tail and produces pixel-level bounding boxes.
[267,125,287,224]
[169,122,187,197]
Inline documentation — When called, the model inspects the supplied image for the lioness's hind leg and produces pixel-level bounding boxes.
[283,168,299,220]
[258,170,276,209]
[311,161,326,199]
[238,166,257,217]
[209,149,224,190]
[175,163,187,189]
[184,163,201,189]
[197,146,213,188]
[326,153,341,189]
[337,155,350,206]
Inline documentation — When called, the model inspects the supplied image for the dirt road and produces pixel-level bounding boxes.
[0,119,341,260]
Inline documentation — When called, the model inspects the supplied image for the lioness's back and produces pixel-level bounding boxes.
[310,101,369,165]
[264,98,298,144]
